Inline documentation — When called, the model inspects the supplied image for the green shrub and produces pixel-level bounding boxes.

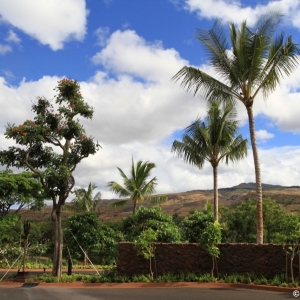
[253,276,268,285]
[198,273,214,283]
[132,274,151,282]
[270,275,281,286]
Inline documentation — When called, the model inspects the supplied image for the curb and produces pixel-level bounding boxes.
[0,281,297,292]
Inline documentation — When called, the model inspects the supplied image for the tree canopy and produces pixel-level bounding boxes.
[0,170,45,217]
[107,158,167,214]
[172,101,247,221]
[0,78,100,277]
[69,182,101,213]
[173,11,300,243]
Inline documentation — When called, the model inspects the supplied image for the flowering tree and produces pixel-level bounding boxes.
[0,79,100,277]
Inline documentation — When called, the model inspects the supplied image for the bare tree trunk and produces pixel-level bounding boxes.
[213,165,218,222]
[246,105,263,244]
[84,251,87,265]
[22,237,27,272]
[133,200,138,214]
[52,203,63,278]
[149,256,153,280]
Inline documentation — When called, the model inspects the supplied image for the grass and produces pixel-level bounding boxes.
[0,262,110,269]
[26,271,297,287]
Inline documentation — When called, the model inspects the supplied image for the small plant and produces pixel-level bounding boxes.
[133,228,157,280]
[198,273,214,283]
[253,276,268,285]
[224,274,238,283]
[289,282,299,288]
[132,274,151,282]
[199,221,222,279]
[185,273,199,282]
[114,275,130,283]
[270,275,282,286]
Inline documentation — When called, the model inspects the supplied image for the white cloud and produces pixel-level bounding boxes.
[255,129,274,141]
[94,27,110,47]
[6,29,21,44]
[92,29,188,83]
[252,67,300,133]
[2,69,15,79]
[0,44,11,55]
[1,75,300,199]
[0,0,88,50]
[1,27,300,199]
[183,0,300,28]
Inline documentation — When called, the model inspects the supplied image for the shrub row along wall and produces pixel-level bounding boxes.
[117,243,299,276]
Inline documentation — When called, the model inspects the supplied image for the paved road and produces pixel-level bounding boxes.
[0,286,293,300]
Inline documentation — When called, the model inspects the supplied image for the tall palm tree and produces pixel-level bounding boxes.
[172,101,247,222]
[172,12,300,243]
[107,158,167,214]
[70,182,101,213]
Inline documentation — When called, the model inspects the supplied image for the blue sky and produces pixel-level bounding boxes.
[1,0,300,198]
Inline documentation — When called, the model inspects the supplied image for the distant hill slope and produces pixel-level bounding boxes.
[18,183,300,222]
[229,182,300,190]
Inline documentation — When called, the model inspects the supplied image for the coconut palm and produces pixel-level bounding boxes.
[70,182,101,213]
[172,12,300,243]
[107,158,167,214]
[172,101,247,221]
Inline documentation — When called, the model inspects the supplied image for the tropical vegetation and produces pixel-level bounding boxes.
[0,79,100,277]
[68,182,101,213]
[0,14,300,281]
[172,12,300,243]
[172,101,247,221]
[107,158,167,214]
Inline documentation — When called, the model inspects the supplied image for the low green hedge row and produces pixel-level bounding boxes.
[26,271,298,288]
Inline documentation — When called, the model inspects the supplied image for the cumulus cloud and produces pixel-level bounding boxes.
[6,29,21,44]
[255,129,274,141]
[0,0,88,50]
[2,69,15,79]
[1,28,300,198]
[94,27,110,47]
[92,29,188,83]
[182,0,300,28]
[0,44,11,55]
[252,67,300,133]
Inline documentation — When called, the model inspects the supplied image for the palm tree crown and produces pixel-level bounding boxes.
[172,101,247,221]
[70,182,101,213]
[172,12,300,243]
[107,158,167,214]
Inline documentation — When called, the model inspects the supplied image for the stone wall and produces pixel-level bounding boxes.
[117,243,298,277]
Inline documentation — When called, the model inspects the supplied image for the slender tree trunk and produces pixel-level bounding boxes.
[246,105,263,244]
[149,256,153,280]
[213,165,218,222]
[22,236,27,272]
[133,200,138,214]
[52,203,63,277]
[84,251,87,265]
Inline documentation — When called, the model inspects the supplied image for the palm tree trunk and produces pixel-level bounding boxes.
[213,165,218,222]
[133,200,138,214]
[246,105,263,244]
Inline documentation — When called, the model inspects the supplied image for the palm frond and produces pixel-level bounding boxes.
[172,66,240,101]
[70,182,101,212]
[146,195,168,206]
[255,34,300,99]
[107,181,131,197]
[109,200,129,209]
[172,101,247,168]
[107,158,160,214]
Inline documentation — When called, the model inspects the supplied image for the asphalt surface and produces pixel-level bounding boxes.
[0,286,294,300]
